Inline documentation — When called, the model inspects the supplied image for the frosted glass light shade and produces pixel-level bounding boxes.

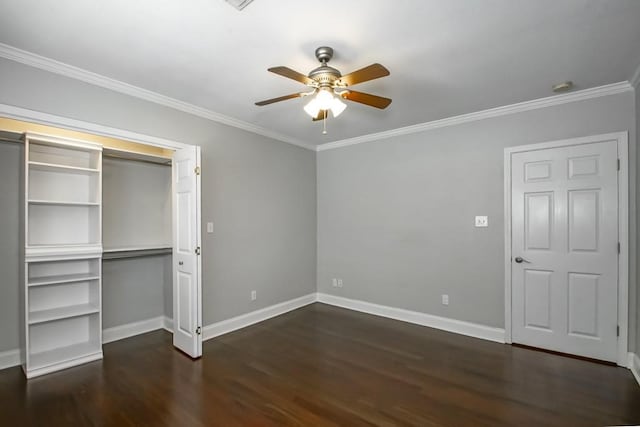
[304,98,321,117]
[304,90,347,118]
[330,97,347,117]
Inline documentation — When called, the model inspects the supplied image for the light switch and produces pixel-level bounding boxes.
[475,216,488,227]
[207,222,214,233]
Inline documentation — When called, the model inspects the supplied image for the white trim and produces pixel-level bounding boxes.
[629,353,640,386]
[503,132,630,367]
[0,104,189,150]
[630,63,640,89]
[202,293,317,341]
[0,348,22,371]
[102,316,167,344]
[0,43,314,151]
[504,148,513,344]
[163,316,174,333]
[1,43,632,154]
[317,293,506,343]
[316,82,632,151]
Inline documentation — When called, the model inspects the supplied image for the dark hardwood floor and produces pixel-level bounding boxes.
[1,303,639,426]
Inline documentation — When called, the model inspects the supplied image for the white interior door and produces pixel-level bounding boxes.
[172,146,202,358]
[511,140,619,362]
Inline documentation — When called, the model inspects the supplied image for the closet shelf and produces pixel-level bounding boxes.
[28,199,100,207]
[28,273,100,287]
[103,245,172,260]
[29,161,100,175]
[27,244,102,253]
[29,341,102,371]
[28,304,100,325]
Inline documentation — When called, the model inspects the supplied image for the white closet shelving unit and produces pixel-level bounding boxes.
[22,133,103,378]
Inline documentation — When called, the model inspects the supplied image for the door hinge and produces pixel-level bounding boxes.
[617,159,620,171]
[195,246,201,255]
[617,325,620,337]
[196,326,202,335]
[618,242,621,254]
[194,166,201,176]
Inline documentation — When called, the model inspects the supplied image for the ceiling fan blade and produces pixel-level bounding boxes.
[312,110,328,121]
[341,90,392,109]
[268,66,315,86]
[338,63,390,86]
[255,92,306,106]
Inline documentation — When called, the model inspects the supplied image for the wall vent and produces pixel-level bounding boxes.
[225,0,254,10]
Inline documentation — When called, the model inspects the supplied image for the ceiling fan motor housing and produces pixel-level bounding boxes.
[309,46,342,87]
[308,65,341,86]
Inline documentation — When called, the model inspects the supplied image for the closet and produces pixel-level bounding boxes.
[16,129,201,379]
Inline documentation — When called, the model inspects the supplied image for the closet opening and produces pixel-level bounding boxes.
[0,117,202,378]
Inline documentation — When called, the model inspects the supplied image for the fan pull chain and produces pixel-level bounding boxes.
[322,110,327,135]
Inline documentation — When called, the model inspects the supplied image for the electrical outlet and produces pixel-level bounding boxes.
[442,294,449,305]
[332,278,338,287]
[207,222,214,233]
[251,290,257,301]
[337,279,343,288]
[475,216,488,227]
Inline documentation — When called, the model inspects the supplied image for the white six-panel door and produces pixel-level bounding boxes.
[172,146,202,358]
[511,140,619,362]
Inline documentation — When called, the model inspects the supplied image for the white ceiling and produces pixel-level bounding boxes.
[0,0,639,147]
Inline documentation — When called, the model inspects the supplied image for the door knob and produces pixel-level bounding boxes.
[514,256,530,264]
[178,261,184,266]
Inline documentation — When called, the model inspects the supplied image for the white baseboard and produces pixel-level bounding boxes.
[102,316,166,344]
[629,353,640,386]
[0,348,22,371]
[202,293,317,341]
[163,316,173,333]
[317,293,506,343]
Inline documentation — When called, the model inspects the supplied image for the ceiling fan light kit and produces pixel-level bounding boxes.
[303,88,347,118]
[256,46,391,133]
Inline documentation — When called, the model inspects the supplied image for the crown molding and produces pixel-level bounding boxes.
[0,43,315,151]
[630,62,640,89]
[1,43,633,154]
[316,81,633,152]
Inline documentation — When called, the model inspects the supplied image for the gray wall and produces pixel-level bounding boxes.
[102,255,170,329]
[636,83,640,356]
[318,92,636,341]
[0,57,317,342]
[0,141,21,352]
[102,157,172,249]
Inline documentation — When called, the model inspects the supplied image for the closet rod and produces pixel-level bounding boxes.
[103,152,172,166]
[102,247,172,260]
[0,136,21,144]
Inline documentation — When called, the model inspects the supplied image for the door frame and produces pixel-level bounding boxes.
[503,131,629,366]
[0,102,204,348]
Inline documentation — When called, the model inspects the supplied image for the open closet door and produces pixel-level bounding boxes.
[172,146,202,358]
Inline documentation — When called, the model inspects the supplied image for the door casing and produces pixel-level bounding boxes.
[504,132,629,366]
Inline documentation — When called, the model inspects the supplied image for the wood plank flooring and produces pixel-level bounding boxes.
[1,303,639,426]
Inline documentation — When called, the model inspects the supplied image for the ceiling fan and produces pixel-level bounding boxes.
[255,47,391,127]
